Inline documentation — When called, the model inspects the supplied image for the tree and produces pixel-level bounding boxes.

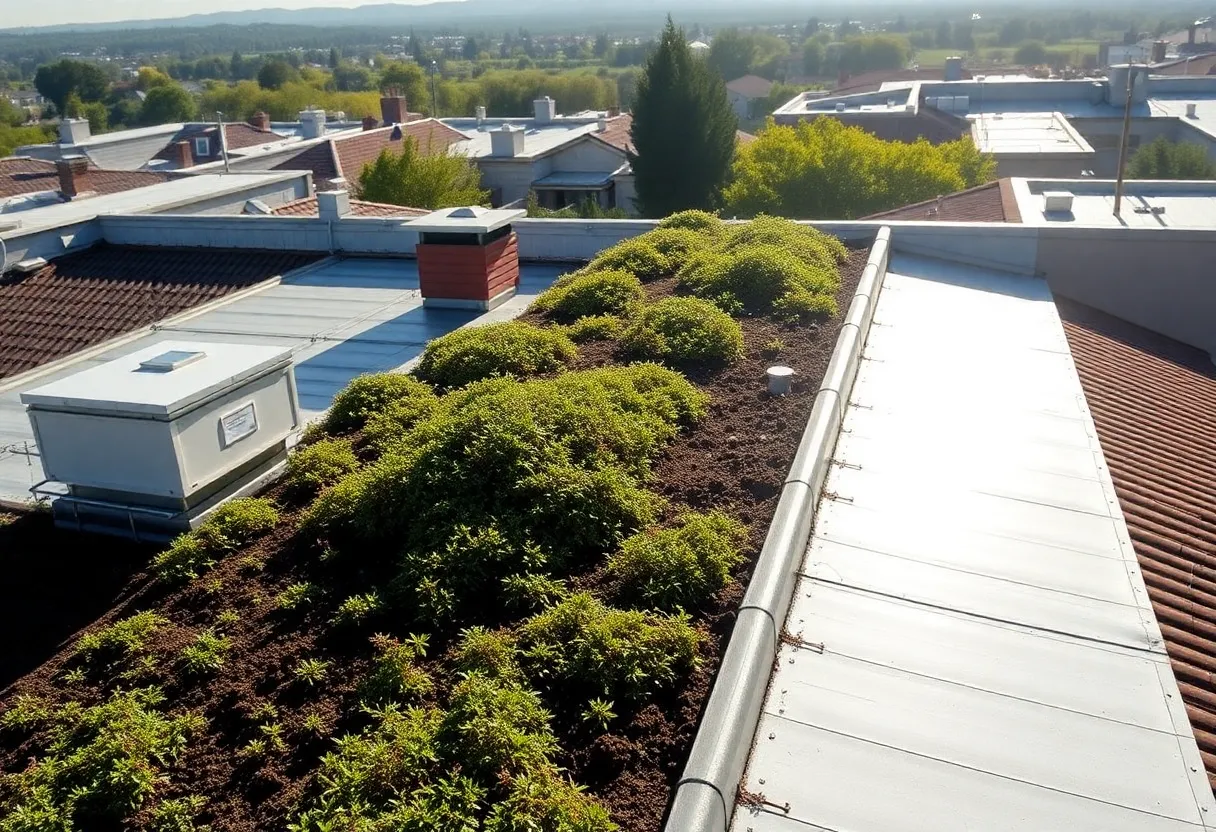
[0,97,24,128]
[594,34,611,59]
[999,18,1030,46]
[839,36,909,73]
[329,47,341,69]
[953,22,976,51]
[1014,41,1049,65]
[141,84,197,125]
[230,50,247,80]
[462,37,480,61]
[257,60,298,90]
[357,140,489,209]
[936,21,953,49]
[66,94,108,134]
[804,18,820,38]
[630,17,738,217]
[707,28,755,81]
[334,63,375,92]
[802,40,824,76]
[1128,136,1216,179]
[34,59,109,114]
[723,118,995,219]
[379,61,429,110]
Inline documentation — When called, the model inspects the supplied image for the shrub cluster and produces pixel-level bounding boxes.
[284,438,358,497]
[656,209,726,237]
[633,228,709,272]
[359,634,435,706]
[153,498,279,583]
[677,215,845,319]
[518,593,700,703]
[608,511,748,611]
[74,611,166,670]
[530,270,642,321]
[325,373,435,434]
[585,237,669,282]
[563,314,624,343]
[415,321,577,389]
[0,688,203,830]
[621,297,744,366]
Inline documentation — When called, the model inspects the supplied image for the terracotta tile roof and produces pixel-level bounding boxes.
[0,158,170,200]
[273,141,340,184]
[1057,297,1216,791]
[591,114,759,156]
[0,244,321,381]
[726,74,775,98]
[863,179,1021,222]
[271,196,428,218]
[152,123,287,165]
[333,120,468,183]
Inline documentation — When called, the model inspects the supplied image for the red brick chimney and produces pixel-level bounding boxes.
[249,111,270,131]
[414,207,523,311]
[380,94,407,126]
[174,140,193,169]
[56,157,91,198]
[362,115,379,131]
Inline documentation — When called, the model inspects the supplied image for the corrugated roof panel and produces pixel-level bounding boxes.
[735,254,1215,832]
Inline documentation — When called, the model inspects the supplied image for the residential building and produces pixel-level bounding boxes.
[773,64,1216,178]
[3,177,1216,832]
[725,74,775,120]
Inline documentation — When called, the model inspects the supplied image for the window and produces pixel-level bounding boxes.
[193,137,211,157]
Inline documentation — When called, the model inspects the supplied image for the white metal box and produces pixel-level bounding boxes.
[21,341,299,511]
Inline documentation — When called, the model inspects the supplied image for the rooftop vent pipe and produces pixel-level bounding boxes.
[1187,102,1199,118]
[534,96,557,124]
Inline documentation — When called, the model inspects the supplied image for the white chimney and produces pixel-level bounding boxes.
[490,124,526,157]
[597,117,608,132]
[299,108,327,140]
[1187,102,1198,118]
[476,105,487,122]
[317,190,351,221]
[533,96,556,124]
[59,117,91,145]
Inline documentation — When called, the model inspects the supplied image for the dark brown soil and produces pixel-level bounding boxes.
[0,244,869,832]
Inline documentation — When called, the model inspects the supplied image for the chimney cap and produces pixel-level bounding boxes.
[409,206,525,235]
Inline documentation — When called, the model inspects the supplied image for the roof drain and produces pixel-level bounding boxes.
[663,226,892,832]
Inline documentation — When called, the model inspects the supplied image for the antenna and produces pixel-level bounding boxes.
[215,111,230,174]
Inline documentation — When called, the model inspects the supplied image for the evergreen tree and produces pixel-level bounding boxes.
[329,47,341,69]
[1128,136,1216,180]
[629,17,738,217]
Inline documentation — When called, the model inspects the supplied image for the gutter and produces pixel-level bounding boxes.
[663,226,892,832]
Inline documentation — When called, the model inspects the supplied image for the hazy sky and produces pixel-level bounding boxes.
[6,0,439,29]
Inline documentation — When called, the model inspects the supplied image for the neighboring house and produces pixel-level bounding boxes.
[150,116,290,170]
[15,119,187,171]
[0,157,172,212]
[725,75,775,120]
[861,178,1022,222]
[271,196,429,218]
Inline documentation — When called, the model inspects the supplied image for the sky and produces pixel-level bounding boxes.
[5,0,438,29]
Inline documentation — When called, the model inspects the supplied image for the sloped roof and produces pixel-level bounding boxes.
[271,196,428,218]
[152,122,286,165]
[863,179,1021,222]
[591,113,760,156]
[0,244,321,381]
[333,120,468,183]
[0,158,170,200]
[726,74,775,98]
[1058,296,1216,791]
[1153,54,1216,75]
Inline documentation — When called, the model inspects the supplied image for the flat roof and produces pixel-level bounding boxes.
[0,255,570,501]
[735,252,1214,831]
[970,112,1094,155]
[445,118,606,159]
[1012,178,1216,228]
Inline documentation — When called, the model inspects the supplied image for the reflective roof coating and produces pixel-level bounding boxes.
[735,254,1216,832]
[0,256,569,500]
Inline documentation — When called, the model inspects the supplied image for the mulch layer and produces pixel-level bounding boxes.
[0,243,869,832]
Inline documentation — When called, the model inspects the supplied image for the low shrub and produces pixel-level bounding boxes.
[531,270,642,321]
[179,629,231,676]
[415,322,577,389]
[452,627,521,682]
[332,591,383,627]
[293,658,331,687]
[586,238,669,282]
[656,209,725,237]
[276,582,319,611]
[359,635,435,706]
[518,593,700,703]
[634,228,708,272]
[284,439,359,497]
[608,511,748,611]
[436,674,557,781]
[74,611,166,668]
[484,766,616,832]
[150,795,208,832]
[0,688,203,829]
[720,214,847,267]
[564,314,624,343]
[679,243,838,319]
[325,373,435,434]
[501,573,567,613]
[361,393,441,452]
[621,297,744,365]
[153,498,279,583]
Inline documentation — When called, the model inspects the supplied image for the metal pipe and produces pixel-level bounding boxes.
[1113,66,1135,216]
[216,110,231,174]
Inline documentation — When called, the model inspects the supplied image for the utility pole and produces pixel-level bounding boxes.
[1113,66,1135,216]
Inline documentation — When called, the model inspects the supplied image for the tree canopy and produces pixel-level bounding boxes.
[256,59,299,90]
[141,84,198,125]
[1128,136,1216,179]
[707,29,756,82]
[630,18,738,217]
[723,118,996,219]
[34,59,109,113]
[357,140,489,210]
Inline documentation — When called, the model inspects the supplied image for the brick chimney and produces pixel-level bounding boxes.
[380,94,407,126]
[173,140,193,169]
[56,156,90,198]
[362,115,379,131]
[249,111,270,131]
[414,207,525,311]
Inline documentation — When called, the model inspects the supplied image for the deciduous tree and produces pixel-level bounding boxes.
[357,139,489,210]
[707,28,755,81]
[35,59,108,114]
[141,84,198,125]
[1128,136,1216,179]
[630,17,738,217]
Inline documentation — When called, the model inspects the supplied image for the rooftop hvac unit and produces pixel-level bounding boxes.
[22,341,299,540]
[1043,191,1075,213]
